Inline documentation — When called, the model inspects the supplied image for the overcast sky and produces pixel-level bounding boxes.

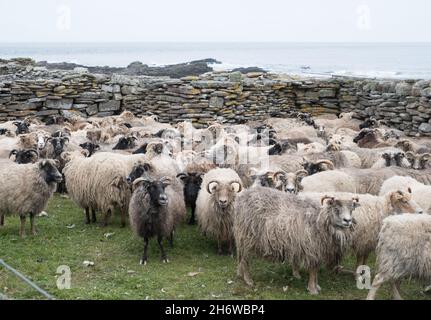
[1,0,430,42]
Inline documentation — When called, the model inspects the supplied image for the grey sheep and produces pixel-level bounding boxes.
[234,187,357,295]
[0,159,62,237]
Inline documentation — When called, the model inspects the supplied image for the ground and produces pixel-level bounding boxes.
[0,195,430,300]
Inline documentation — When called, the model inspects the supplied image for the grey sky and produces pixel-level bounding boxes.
[1,0,430,42]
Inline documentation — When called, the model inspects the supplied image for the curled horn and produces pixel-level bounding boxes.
[273,171,287,180]
[132,177,151,191]
[295,169,309,178]
[230,181,242,193]
[321,195,335,206]
[63,136,69,143]
[315,159,335,171]
[160,176,172,185]
[406,151,415,160]
[207,181,219,194]
[176,173,189,180]
[9,149,18,158]
[421,153,431,161]
[26,149,39,160]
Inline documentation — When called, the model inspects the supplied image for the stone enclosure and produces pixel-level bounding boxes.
[1,59,431,136]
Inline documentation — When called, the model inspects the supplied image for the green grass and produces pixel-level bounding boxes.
[0,195,430,300]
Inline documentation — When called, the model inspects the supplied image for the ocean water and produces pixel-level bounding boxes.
[1,42,431,79]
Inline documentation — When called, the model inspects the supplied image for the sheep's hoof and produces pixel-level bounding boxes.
[162,258,170,264]
[140,259,147,266]
[307,287,320,295]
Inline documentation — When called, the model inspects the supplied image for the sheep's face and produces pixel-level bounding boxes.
[406,152,430,170]
[389,189,423,214]
[207,181,242,209]
[79,142,100,157]
[127,163,152,184]
[277,170,308,194]
[39,160,63,184]
[9,149,39,164]
[321,196,358,229]
[113,136,137,150]
[394,140,413,152]
[13,121,30,135]
[393,152,406,167]
[37,133,49,149]
[49,137,69,157]
[326,135,344,151]
[147,180,170,207]
[177,172,204,204]
[251,174,273,188]
[359,118,377,130]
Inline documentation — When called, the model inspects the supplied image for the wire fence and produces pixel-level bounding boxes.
[0,259,55,300]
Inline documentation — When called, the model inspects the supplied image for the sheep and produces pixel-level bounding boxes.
[380,176,431,212]
[300,189,422,269]
[79,142,100,157]
[129,176,184,265]
[405,151,431,170]
[195,168,243,255]
[367,214,431,300]
[302,159,335,175]
[234,187,357,294]
[9,149,39,164]
[395,139,431,154]
[0,159,62,237]
[176,162,216,225]
[371,151,410,169]
[63,151,146,226]
[353,129,392,149]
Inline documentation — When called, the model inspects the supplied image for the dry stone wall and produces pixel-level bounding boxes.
[1,62,431,136]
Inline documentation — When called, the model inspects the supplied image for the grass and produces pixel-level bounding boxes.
[0,195,430,300]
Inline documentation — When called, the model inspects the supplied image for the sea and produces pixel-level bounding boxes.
[1,42,431,80]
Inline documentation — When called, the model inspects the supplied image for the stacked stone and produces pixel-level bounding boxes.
[1,59,431,136]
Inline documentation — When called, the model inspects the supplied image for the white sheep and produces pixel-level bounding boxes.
[367,214,431,300]
[195,168,243,254]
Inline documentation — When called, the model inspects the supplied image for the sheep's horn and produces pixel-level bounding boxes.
[176,173,188,180]
[26,149,39,159]
[295,169,309,177]
[132,177,151,188]
[230,181,242,193]
[273,171,286,179]
[406,151,416,159]
[207,181,219,194]
[9,149,18,158]
[421,153,431,160]
[321,196,335,206]
[315,159,335,170]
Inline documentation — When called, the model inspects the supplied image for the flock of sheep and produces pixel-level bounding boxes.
[1,110,431,300]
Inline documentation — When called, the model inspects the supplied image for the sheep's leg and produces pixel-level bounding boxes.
[0,214,4,227]
[168,231,174,248]
[91,209,97,223]
[391,281,403,300]
[158,235,169,263]
[29,212,37,236]
[292,264,302,280]
[237,254,254,287]
[188,206,196,225]
[307,269,320,295]
[217,239,223,255]
[120,209,126,228]
[101,210,112,227]
[366,273,387,300]
[227,239,233,256]
[140,237,149,265]
[85,208,91,224]
[19,214,26,238]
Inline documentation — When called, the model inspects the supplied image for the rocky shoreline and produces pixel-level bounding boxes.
[1,58,431,136]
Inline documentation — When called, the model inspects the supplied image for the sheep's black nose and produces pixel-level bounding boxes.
[286,188,295,193]
[126,177,132,184]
